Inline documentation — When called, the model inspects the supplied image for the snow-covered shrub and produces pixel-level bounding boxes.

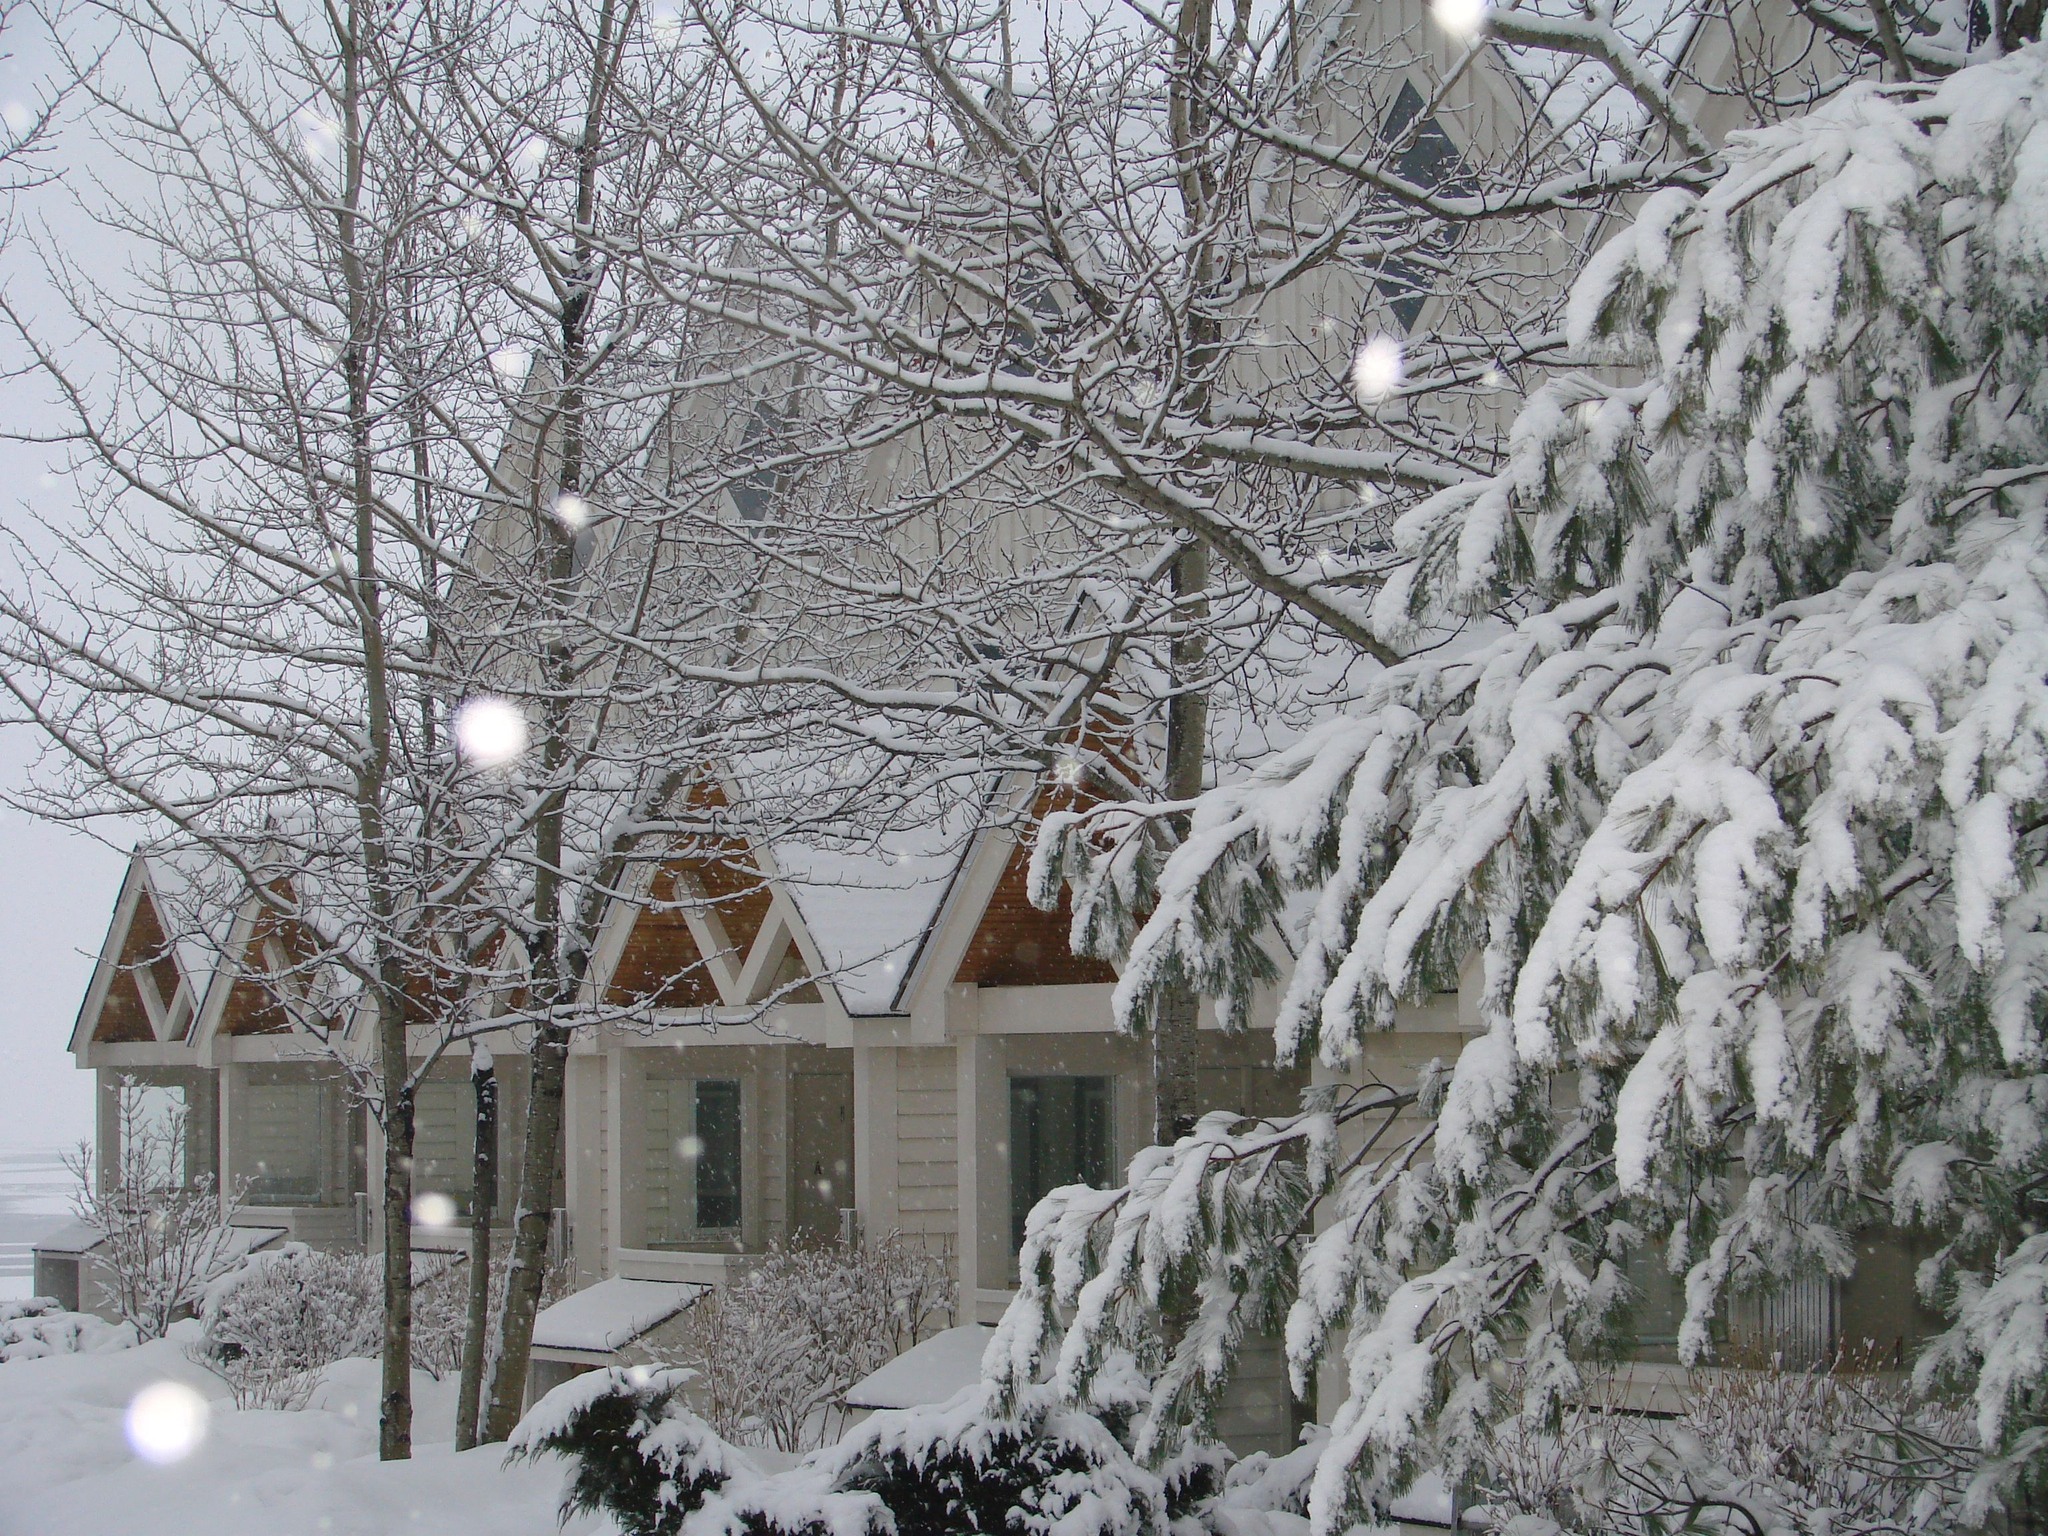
[1469,1372,1648,1532]
[1476,1355,1978,1536]
[0,1298,136,1364]
[1212,1436,1320,1522]
[658,1233,955,1451]
[515,1369,1163,1536]
[413,1240,574,1386]
[509,1366,750,1536]
[1069,1348,1233,1524]
[690,1459,890,1536]
[199,1243,382,1408]
[825,1384,1166,1536]
[67,1087,248,1340]
[409,1247,473,1381]
[197,1238,563,1406]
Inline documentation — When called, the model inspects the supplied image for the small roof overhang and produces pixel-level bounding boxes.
[530,1276,706,1363]
[843,1324,994,1412]
[32,1221,287,1262]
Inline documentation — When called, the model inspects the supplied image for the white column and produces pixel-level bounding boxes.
[852,1041,899,1240]
[564,1051,605,1285]
[604,1038,625,1272]
[216,1060,239,1206]
[955,1028,1006,1321]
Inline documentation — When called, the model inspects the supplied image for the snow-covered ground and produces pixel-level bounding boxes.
[0,1324,606,1536]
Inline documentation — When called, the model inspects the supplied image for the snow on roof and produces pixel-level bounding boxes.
[774,839,964,1015]
[29,1221,103,1256]
[705,749,989,1016]
[531,1276,706,1356]
[1494,0,1703,159]
[218,1225,290,1259]
[766,777,984,1015]
[843,1324,994,1411]
[137,844,244,1008]
[34,1220,287,1262]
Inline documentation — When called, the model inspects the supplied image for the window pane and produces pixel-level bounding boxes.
[127,1084,187,1187]
[695,1079,742,1230]
[244,1080,324,1203]
[1010,1075,1112,1252]
[413,1080,470,1215]
[644,1077,686,1247]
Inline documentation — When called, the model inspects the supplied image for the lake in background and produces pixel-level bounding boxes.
[0,1146,77,1299]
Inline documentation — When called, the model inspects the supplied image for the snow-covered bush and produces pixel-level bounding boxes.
[658,1234,955,1451]
[200,1244,382,1408]
[196,1238,565,1407]
[409,1248,474,1382]
[1472,1372,1646,1533]
[510,1365,891,1536]
[414,1240,572,1383]
[67,1088,248,1340]
[1019,45,2048,1532]
[825,1384,1166,1536]
[509,1366,752,1536]
[514,1368,1165,1536]
[0,1298,136,1364]
[1477,1355,1978,1536]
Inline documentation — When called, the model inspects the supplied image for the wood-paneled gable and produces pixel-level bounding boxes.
[953,834,1119,987]
[752,932,822,1004]
[220,906,319,1037]
[670,777,773,963]
[952,741,1138,988]
[93,892,182,1044]
[605,897,720,1008]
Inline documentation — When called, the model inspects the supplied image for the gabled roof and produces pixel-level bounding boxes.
[531,1276,705,1358]
[68,847,239,1054]
[772,813,975,1015]
[136,845,242,1008]
[581,771,973,1018]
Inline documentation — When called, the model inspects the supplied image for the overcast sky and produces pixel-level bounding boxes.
[0,18,130,1155]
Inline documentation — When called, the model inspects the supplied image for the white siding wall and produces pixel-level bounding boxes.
[894,1046,957,1250]
[597,1066,611,1273]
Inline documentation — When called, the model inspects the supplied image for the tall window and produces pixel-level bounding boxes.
[1010,1075,1112,1253]
[243,1078,326,1204]
[413,1078,485,1217]
[644,1075,745,1245]
[694,1079,743,1231]
[1374,81,1471,330]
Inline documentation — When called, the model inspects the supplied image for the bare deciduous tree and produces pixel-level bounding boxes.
[66,1080,246,1341]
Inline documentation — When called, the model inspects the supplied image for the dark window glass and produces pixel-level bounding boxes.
[730,402,783,524]
[695,1079,742,1229]
[997,278,1063,377]
[1010,1075,1112,1252]
[1374,80,1473,331]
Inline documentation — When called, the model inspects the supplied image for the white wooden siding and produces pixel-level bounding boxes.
[894,1046,957,1245]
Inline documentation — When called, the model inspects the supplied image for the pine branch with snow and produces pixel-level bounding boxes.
[1028,45,2048,1531]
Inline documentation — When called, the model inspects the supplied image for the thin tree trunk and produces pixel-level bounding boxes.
[479,1022,568,1441]
[332,0,411,1459]
[1153,0,1217,1149]
[378,1056,414,1460]
[1154,537,1209,1145]
[454,1046,497,1451]
[478,0,622,1442]
[478,591,575,1445]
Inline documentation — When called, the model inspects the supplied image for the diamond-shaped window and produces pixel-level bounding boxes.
[1374,81,1473,331]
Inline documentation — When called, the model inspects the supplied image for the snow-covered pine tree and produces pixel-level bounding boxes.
[1009,44,2048,1533]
